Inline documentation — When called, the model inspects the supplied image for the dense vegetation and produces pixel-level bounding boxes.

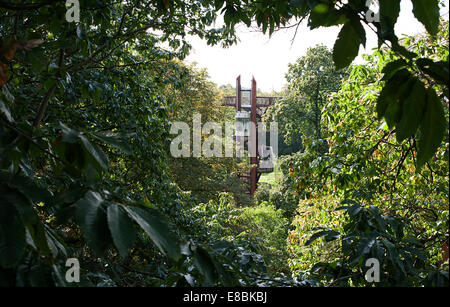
[0,0,448,287]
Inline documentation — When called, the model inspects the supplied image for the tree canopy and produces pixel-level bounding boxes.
[0,0,448,288]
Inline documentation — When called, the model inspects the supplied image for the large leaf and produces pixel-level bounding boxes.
[79,135,109,170]
[92,131,132,155]
[59,122,80,143]
[416,58,450,88]
[193,246,216,286]
[416,87,446,168]
[376,69,413,121]
[308,4,347,29]
[368,206,387,232]
[122,206,181,261]
[44,225,68,258]
[382,239,406,275]
[305,230,340,246]
[395,79,427,142]
[0,186,38,225]
[381,59,407,81]
[26,222,51,257]
[0,99,14,122]
[379,0,401,30]
[333,22,362,70]
[0,182,51,258]
[355,233,377,261]
[75,191,111,255]
[1,172,54,207]
[0,202,26,268]
[383,78,415,129]
[411,0,440,36]
[107,204,136,258]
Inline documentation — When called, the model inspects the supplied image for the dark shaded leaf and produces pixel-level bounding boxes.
[417,87,446,168]
[396,79,427,142]
[305,230,340,246]
[75,191,111,255]
[107,204,136,258]
[79,135,109,170]
[0,202,26,268]
[333,22,362,70]
[122,206,181,261]
[92,131,132,155]
[193,246,216,286]
[411,0,440,36]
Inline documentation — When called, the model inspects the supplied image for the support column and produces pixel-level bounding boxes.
[236,75,241,111]
[250,77,258,196]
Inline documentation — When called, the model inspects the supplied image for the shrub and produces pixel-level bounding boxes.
[287,195,345,275]
[238,202,290,273]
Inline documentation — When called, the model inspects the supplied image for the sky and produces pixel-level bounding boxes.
[185,1,449,92]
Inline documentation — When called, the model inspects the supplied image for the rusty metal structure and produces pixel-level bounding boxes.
[222,76,280,196]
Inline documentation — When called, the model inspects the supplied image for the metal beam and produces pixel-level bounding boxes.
[250,77,258,196]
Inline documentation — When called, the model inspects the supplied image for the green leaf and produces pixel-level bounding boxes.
[411,0,440,36]
[79,135,109,170]
[333,22,362,70]
[416,58,449,87]
[416,87,446,168]
[76,191,111,255]
[379,0,401,30]
[376,69,412,120]
[193,246,216,286]
[0,186,38,225]
[368,206,387,232]
[395,79,426,142]
[214,0,224,10]
[305,230,340,246]
[107,204,136,258]
[371,240,385,261]
[52,264,67,287]
[122,206,181,261]
[337,200,362,216]
[59,122,80,143]
[381,59,407,81]
[382,239,406,275]
[384,79,415,129]
[0,99,14,122]
[0,202,26,268]
[92,131,132,155]
[2,172,54,206]
[308,5,347,29]
[45,226,68,258]
[348,16,366,48]
[26,222,51,256]
[353,233,377,263]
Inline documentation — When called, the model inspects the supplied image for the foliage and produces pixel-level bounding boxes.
[265,45,346,144]
[0,0,448,288]
[238,202,290,273]
[305,201,449,287]
[217,0,448,166]
[287,195,345,275]
[283,21,449,287]
[0,0,244,286]
[173,193,301,286]
[167,64,249,204]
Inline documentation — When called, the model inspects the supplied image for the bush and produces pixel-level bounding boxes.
[254,187,298,220]
[238,202,290,273]
[303,201,449,287]
[287,195,345,275]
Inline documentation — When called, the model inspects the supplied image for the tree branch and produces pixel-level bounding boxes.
[33,48,64,127]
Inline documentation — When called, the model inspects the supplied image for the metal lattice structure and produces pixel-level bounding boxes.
[222,76,280,196]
